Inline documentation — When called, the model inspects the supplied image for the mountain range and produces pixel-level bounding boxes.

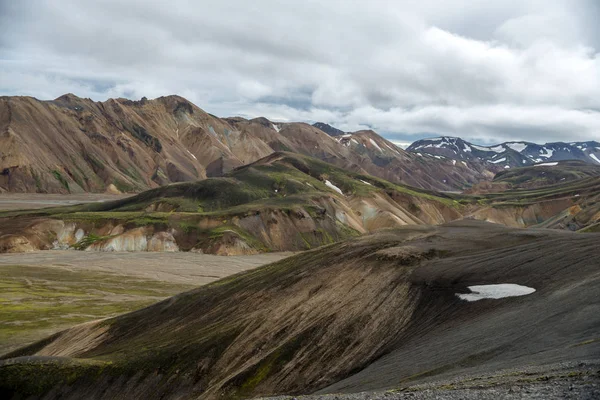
[0,95,485,194]
[407,136,600,169]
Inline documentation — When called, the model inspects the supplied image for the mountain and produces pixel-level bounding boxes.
[1,221,598,399]
[312,122,345,136]
[0,94,274,194]
[466,160,600,193]
[407,136,600,169]
[0,94,488,194]
[0,152,463,254]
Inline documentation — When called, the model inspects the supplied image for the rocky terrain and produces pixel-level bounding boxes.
[0,94,487,194]
[1,221,598,399]
[407,136,600,170]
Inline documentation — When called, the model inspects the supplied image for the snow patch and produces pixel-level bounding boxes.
[489,157,507,164]
[539,148,554,158]
[360,179,372,186]
[457,284,535,302]
[535,162,558,167]
[506,142,527,153]
[325,180,343,195]
[272,123,281,132]
[369,138,383,152]
[186,149,197,160]
[590,154,600,164]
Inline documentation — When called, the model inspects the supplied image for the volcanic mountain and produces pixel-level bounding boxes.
[1,220,598,399]
[407,136,600,169]
[0,94,485,194]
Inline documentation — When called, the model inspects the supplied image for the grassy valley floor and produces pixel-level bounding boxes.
[0,251,290,355]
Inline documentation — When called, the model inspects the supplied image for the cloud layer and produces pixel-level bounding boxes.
[1,0,599,144]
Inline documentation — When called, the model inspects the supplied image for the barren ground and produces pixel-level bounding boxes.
[0,193,130,211]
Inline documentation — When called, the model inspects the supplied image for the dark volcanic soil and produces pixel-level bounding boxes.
[0,221,598,399]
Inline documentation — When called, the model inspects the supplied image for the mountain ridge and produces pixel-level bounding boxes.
[407,136,600,169]
[0,94,486,194]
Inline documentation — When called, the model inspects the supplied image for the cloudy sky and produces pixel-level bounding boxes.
[1,0,599,145]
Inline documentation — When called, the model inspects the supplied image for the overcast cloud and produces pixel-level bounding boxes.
[1,0,599,145]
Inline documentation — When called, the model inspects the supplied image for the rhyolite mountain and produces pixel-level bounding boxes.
[0,94,486,194]
[407,136,600,169]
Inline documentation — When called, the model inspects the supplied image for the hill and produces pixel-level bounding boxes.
[0,152,463,254]
[1,221,598,399]
[466,160,600,193]
[2,151,600,254]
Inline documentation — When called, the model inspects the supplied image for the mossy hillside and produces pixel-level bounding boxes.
[0,359,114,398]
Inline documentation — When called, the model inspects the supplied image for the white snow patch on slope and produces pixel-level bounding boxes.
[506,143,527,152]
[590,154,600,164]
[457,284,535,302]
[186,150,197,160]
[272,123,281,132]
[489,157,507,164]
[360,180,372,186]
[325,180,343,195]
[539,148,554,158]
[535,162,558,167]
[369,138,383,152]
[471,144,490,151]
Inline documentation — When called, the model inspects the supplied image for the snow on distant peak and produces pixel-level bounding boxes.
[506,142,527,153]
[272,123,281,132]
[535,162,558,167]
[489,157,507,164]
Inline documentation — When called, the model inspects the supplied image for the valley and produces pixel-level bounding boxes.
[0,251,289,355]
[1,96,599,399]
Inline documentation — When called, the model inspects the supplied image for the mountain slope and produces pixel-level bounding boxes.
[312,122,345,137]
[466,160,600,193]
[0,94,275,193]
[407,136,600,169]
[2,151,600,254]
[1,221,598,399]
[0,152,464,254]
[0,94,488,194]
[227,118,490,191]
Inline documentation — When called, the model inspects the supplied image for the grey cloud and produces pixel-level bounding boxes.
[1,0,599,145]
